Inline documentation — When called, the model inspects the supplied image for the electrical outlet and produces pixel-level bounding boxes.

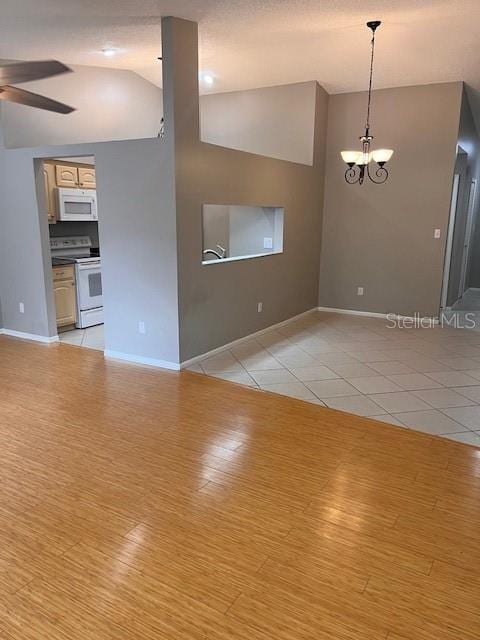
[19,302,25,313]
[138,321,146,334]
[263,237,273,249]
[257,302,263,313]
[357,287,364,296]
[434,229,441,239]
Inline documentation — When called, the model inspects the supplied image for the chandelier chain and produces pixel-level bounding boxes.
[365,27,376,134]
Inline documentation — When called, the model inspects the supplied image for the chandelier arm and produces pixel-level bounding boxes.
[345,166,361,184]
[366,163,388,184]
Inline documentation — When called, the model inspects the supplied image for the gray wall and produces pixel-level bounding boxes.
[200,82,317,165]
[162,17,328,362]
[0,137,180,364]
[319,82,462,317]
[1,64,163,148]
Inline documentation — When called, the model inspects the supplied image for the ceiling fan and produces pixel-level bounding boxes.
[0,59,75,114]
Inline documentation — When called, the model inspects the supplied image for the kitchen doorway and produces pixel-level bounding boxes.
[40,154,105,350]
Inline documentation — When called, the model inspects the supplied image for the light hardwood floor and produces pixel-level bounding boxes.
[1,335,480,640]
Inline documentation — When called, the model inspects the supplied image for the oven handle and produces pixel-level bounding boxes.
[77,261,101,270]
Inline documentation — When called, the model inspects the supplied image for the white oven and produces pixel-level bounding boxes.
[57,188,98,222]
[75,258,103,328]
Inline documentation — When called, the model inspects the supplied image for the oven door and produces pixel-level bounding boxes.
[76,261,103,311]
[58,190,97,221]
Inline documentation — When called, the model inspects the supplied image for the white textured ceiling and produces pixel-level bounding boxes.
[1,0,480,100]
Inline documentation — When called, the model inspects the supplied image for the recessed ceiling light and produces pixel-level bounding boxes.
[102,48,117,57]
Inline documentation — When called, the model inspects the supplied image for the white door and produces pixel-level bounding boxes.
[441,174,460,310]
[458,178,477,298]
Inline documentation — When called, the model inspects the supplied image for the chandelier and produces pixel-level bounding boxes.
[340,21,393,185]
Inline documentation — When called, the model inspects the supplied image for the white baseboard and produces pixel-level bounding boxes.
[180,307,318,369]
[1,328,59,343]
[317,306,439,323]
[104,349,181,371]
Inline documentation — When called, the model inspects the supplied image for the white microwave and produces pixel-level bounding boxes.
[57,187,98,222]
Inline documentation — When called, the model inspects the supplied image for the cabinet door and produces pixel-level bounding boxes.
[78,166,96,189]
[54,278,77,327]
[43,163,57,224]
[56,164,79,188]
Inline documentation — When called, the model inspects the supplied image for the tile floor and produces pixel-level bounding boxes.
[59,324,105,351]
[190,311,480,446]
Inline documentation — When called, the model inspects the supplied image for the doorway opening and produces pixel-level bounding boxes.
[441,146,480,319]
[41,154,105,350]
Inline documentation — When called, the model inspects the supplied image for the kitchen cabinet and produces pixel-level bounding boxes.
[53,265,77,328]
[56,164,79,188]
[78,166,96,189]
[43,163,57,224]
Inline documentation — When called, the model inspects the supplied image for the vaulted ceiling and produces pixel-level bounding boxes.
[2,0,480,101]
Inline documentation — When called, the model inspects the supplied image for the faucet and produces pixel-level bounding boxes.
[203,244,227,260]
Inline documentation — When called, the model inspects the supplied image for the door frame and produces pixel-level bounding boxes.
[441,172,461,310]
[458,178,477,298]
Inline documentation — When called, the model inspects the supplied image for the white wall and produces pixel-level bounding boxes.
[200,82,317,165]
[1,64,163,148]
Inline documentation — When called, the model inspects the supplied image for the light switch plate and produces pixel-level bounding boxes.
[19,302,25,313]
[138,321,146,334]
[257,302,263,313]
[434,229,441,239]
[357,287,364,296]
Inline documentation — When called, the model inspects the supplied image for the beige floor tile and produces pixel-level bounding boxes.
[437,356,480,370]
[425,370,479,387]
[239,354,281,371]
[344,350,394,363]
[442,431,480,446]
[463,369,480,381]
[368,361,416,375]
[392,410,467,435]
[324,395,385,417]
[346,375,403,394]
[201,351,243,373]
[442,405,480,430]
[368,391,432,413]
[260,382,319,401]
[274,352,319,368]
[328,363,378,378]
[249,369,298,385]
[401,356,452,372]
[368,414,406,427]
[287,365,339,381]
[311,352,361,365]
[305,378,361,399]
[453,386,480,403]
[210,370,257,387]
[386,373,442,391]
[412,387,475,409]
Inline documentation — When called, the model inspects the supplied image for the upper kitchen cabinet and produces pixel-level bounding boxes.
[43,162,57,224]
[56,164,79,188]
[78,166,96,189]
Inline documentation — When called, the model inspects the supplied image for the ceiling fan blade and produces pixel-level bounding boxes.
[0,86,75,114]
[0,60,72,86]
